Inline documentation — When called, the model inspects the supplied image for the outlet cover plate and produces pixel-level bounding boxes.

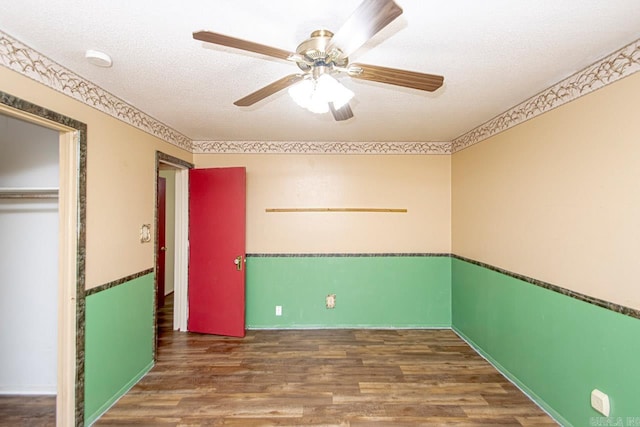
[326,294,336,309]
[591,389,610,416]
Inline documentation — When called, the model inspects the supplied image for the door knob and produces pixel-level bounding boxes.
[234,255,243,271]
[160,246,167,251]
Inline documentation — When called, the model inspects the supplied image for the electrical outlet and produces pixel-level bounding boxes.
[326,294,336,309]
[591,389,610,416]
[275,305,282,316]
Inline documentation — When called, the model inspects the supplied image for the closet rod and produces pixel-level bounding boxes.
[0,188,59,199]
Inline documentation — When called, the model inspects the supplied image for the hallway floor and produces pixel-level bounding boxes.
[95,295,557,426]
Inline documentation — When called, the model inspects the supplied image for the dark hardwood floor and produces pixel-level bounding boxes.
[96,295,557,426]
[0,294,557,426]
[0,394,55,426]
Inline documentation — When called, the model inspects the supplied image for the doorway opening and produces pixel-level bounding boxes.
[154,152,193,356]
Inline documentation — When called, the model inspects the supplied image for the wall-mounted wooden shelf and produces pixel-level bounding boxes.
[265,207,407,213]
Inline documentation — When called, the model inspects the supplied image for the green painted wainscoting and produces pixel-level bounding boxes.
[452,258,640,426]
[246,254,451,329]
[84,273,155,425]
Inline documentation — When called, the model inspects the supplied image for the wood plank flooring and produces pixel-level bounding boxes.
[0,394,55,426]
[96,295,557,426]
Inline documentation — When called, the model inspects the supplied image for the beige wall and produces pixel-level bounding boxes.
[194,154,451,253]
[452,72,640,310]
[0,67,193,289]
[8,52,636,309]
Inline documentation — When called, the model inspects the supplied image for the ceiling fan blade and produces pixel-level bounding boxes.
[234,74,305,106]
[328,0,403,58]
[193,31,294,61]
[329,103,354,121]
[350,63,444,92]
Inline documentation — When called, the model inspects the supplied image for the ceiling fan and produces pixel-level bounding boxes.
[193,0,444,121]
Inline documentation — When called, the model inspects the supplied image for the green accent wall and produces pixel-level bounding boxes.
[84,273,155,425]
[246,255,451,328]
[452,258,640,426]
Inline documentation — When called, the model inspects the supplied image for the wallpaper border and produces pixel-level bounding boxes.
[452,38,640,152]
[192,140,452,155]
[0,30,192,152]
[1,29,638,155]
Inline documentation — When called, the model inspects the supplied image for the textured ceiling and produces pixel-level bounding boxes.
[1,0,639,143]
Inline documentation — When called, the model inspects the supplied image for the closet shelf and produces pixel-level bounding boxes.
[0,187,59,199]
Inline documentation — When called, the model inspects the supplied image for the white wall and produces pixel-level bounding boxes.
[159,169,175,295]
[0,114,59,394]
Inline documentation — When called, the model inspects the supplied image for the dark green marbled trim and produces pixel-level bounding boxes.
[85,268,154,297]
[452,254,640,320]
[156,151,194,170]
[0,90,88,427]
[247,253,451,258]
[0,91,86,132]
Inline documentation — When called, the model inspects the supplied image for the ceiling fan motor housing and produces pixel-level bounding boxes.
[295,30,348,71]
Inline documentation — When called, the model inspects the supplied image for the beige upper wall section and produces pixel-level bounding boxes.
[195,154,451,254]
[452,72,640,310]
[10,42,636,306]
[0,66,193,289]
[1,64,449,287]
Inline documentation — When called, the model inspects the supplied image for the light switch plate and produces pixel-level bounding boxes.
[140,224,151,243]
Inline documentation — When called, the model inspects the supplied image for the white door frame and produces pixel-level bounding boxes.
[173,167,189,331]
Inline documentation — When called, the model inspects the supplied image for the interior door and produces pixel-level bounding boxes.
[188,167,246,337]
[157,176,166,308]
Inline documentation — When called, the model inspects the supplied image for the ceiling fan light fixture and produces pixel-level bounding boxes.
[317,74,354,109]
[288,78,313,109]
[307,91,331,114]
[288,74,353,114]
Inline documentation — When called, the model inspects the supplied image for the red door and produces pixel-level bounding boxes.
[157,176,166,308]
[188,167,246,337]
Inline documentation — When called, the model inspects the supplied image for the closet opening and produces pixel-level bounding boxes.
[0,97,84,426]
[0,113,59,422]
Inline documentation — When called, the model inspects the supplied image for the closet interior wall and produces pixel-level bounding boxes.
[0,113,59,394]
